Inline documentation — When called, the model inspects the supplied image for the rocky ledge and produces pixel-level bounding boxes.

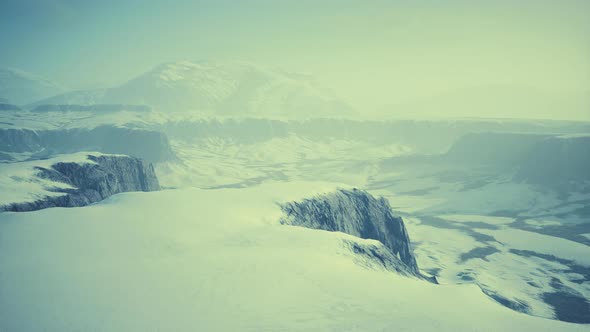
[280,188,434,281]
[2,154,160,212]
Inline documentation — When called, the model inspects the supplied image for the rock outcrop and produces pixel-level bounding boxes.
[2,154,160,212]
[517,134,590,190]
[442,132,590,191]
[0,128,43,152]
[0,125,175,163]
[0,103,20,111]
[30,104,151,113]
[443,132,550,166]
[280,189,426,279]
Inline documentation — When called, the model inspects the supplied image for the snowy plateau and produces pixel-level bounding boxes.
[1,61,590,331]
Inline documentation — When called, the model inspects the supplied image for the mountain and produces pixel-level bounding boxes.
[0,67,66,105]
[32,60,356,119]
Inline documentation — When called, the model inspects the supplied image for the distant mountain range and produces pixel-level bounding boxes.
[27,60,356,119]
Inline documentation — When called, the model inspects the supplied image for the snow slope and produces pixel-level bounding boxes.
[0,182,587,331]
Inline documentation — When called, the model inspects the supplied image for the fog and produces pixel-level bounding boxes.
[1,0,589,120]
[1,2,590,330]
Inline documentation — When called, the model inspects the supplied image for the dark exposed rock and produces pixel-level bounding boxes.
[481,289,531,314]
[279,189,425,279]
[443,132,550,166]
[516,135,590,191]
[542,277,590,323]
[439,132,590,191]
[0,128,43,152]
[343,240,421,278]
[458,246,500,263]
[2,154,160,212]
[0,125,175,163]
[0,103,20,111]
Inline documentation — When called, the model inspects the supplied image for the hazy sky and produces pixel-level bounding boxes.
[1,0,589,120]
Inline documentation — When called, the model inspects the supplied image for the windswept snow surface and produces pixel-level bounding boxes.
[0,182,587,332]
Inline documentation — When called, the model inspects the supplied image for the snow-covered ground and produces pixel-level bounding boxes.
[156,137,408,188]
[1,182,587,331]
[1,105,589,326]
[0,152,104,207]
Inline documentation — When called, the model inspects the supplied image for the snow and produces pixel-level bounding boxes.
[0,152,113,207]
[1,181,586,332]
[29,60,356,120]
[156,137,410,189]
[524,219,563,228]
[404,215,590,320]
[478,228,590,266]
[437,214,514,225]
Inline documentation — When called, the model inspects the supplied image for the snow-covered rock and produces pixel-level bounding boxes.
[442,132,590,190]
[1,153,160,212]
[517,134,590,190]
[443,132,550,165]
[280,188,424,278]
[0,182,586,331]
[0,125,175,163]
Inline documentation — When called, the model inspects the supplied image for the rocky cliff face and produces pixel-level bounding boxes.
[442,132,590,191]
[280,189,424,278]
[0,125,175,163]
[517,135,590,190]
[3,154,160,212]
[0,128,43,152]
[30,104,151,113]
[0,103,20,111]
[443,132,550,166]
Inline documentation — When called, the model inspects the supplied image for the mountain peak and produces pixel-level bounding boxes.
[32,60,355,119]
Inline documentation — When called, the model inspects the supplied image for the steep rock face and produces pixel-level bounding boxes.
[0,125,175,163]
[0,128,43,152]
[3,154,160,212]
[442,132,590,191]
[38,126,175,163]
[444,132,550,166]
[517,135,590,190]
[0,103,20,111]
[280,189,421,277]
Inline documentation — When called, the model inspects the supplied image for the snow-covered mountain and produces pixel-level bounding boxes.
[33,61,355,119]
[0,67,66,105]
